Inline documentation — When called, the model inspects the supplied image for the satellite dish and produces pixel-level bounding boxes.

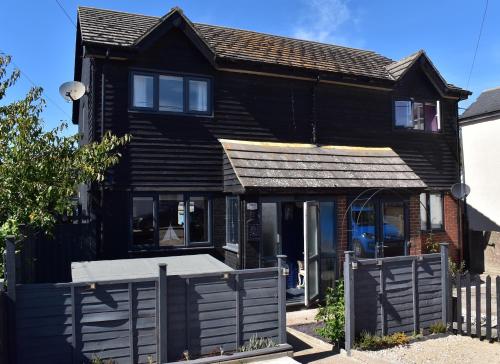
[451,183,471,199]
[59,81,86,102]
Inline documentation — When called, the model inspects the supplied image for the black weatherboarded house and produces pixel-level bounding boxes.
[74,6,469,305]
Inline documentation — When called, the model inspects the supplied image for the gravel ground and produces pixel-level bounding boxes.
[356,334,500,364]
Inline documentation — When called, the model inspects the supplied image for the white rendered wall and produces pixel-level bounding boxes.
[461,116,500,231]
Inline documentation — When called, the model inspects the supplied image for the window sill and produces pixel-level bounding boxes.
[223,244,239,254]
[128,109,214,118]
[129,245,214,253]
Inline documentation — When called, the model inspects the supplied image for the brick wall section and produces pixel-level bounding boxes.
[409,194,423,255]
[420,193,460,262]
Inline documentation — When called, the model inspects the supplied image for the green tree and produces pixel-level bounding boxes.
[0,55,130,276]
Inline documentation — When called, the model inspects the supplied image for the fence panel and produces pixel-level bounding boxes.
[15,279,157,364]
[165,269,281,362]
[0,282,8,363]
[344,244,449,354]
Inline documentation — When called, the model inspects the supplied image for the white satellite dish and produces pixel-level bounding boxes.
[59,81,87,102]
[451,182,471,199]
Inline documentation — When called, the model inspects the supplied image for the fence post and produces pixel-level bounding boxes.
[344,251,355,356]
[440,243,449,327]
[158,264,167,364]
[5,236,16,364]
[277,255,287,344]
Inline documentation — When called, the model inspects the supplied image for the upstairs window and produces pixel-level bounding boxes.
[395,100,441,132]
[420,192,444,231]
[131,71,211,115]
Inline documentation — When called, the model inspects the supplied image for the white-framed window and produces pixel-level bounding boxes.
[420,192,444,230]
[225,196,240,250]
[395,100,441,132]
[131,71,211,115]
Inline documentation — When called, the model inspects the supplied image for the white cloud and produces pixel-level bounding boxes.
[292,0,360,46]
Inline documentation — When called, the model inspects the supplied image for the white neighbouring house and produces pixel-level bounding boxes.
[460,87,500,274]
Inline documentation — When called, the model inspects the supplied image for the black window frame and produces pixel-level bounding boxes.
[225,196,240,251]
[129,70,213,116]
[420,192,445,231]
[393,98,442,133]
[129,192,213,251]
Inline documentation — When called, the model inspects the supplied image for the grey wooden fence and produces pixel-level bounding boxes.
[453,273,500,341]
[344,244,450,354]
[0,281,8,363]
[5,238,287,364]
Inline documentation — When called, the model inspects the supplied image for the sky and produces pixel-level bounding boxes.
[1,0,499,134]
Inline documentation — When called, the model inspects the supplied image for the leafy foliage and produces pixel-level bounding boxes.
[315,280,345,343]
[355,331,409,351]
[424,233,440,253]
[429,321,447,334]
[0,54,130,276]
[238,334,277,352]
[449,258,466,280]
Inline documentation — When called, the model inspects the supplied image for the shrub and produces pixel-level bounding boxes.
[449,258,466,280]
[315,280,345,343]
[429,321,447,334]
[355,331,409,351]
[239,335,277,352]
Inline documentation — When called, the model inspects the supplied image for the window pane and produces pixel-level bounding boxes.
[132,197,154,245]
[262,203,278,259]
[429,193,443,229]
[159,194,185,247]
[159,75,183,112]
[133,75,154,108]
[383,202,405,241]
[319,202,336,254]
[420,193,428,230]
[395,101,412,128]
[226,197,239,245]
[412,102,424,130]
[189,197,209,242]
[189,79,208,112]
[351,201,376,258]
[424,102,439,132]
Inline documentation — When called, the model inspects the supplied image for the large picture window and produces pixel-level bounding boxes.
[420,192,444,230]
[131,71,211,115]
[394,100,440,132]
[131,193,212,249]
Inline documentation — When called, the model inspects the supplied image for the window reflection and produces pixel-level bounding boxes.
[351,201,376,258]
[132,197,154,245]
[159,194,184,247]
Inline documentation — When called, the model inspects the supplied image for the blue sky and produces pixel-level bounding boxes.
[1,0,499,134]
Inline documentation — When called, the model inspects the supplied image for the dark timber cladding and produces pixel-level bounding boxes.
[221,139,426,192]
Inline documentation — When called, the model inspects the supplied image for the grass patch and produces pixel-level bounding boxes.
[429,321,447,334]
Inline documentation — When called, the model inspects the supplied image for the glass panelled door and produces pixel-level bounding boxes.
[381,201,406,257]
[319,202,337,294]
[351,198,408,259]
[304,201,320,306]
[261,202,280,267]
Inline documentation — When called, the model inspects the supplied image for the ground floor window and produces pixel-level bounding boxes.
[225,196,240,250]
[350,197,408,258]
[131,193,212,249]
[420,192,444,231]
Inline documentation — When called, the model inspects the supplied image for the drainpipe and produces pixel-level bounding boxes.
[98,49,110,257]
[311,75,320,144]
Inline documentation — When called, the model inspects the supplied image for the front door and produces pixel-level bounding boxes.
[261,202,280,267]
[304,201,320,306]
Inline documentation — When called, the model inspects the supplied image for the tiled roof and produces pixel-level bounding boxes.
[220,139,426,190]
[77,6,467,93]
[77,6,395,80]
[460,87,500,120]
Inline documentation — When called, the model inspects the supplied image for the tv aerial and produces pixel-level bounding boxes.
[59,81,87,102]
[451,182,471,199]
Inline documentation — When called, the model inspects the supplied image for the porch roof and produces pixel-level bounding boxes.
[220,139,427,192]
